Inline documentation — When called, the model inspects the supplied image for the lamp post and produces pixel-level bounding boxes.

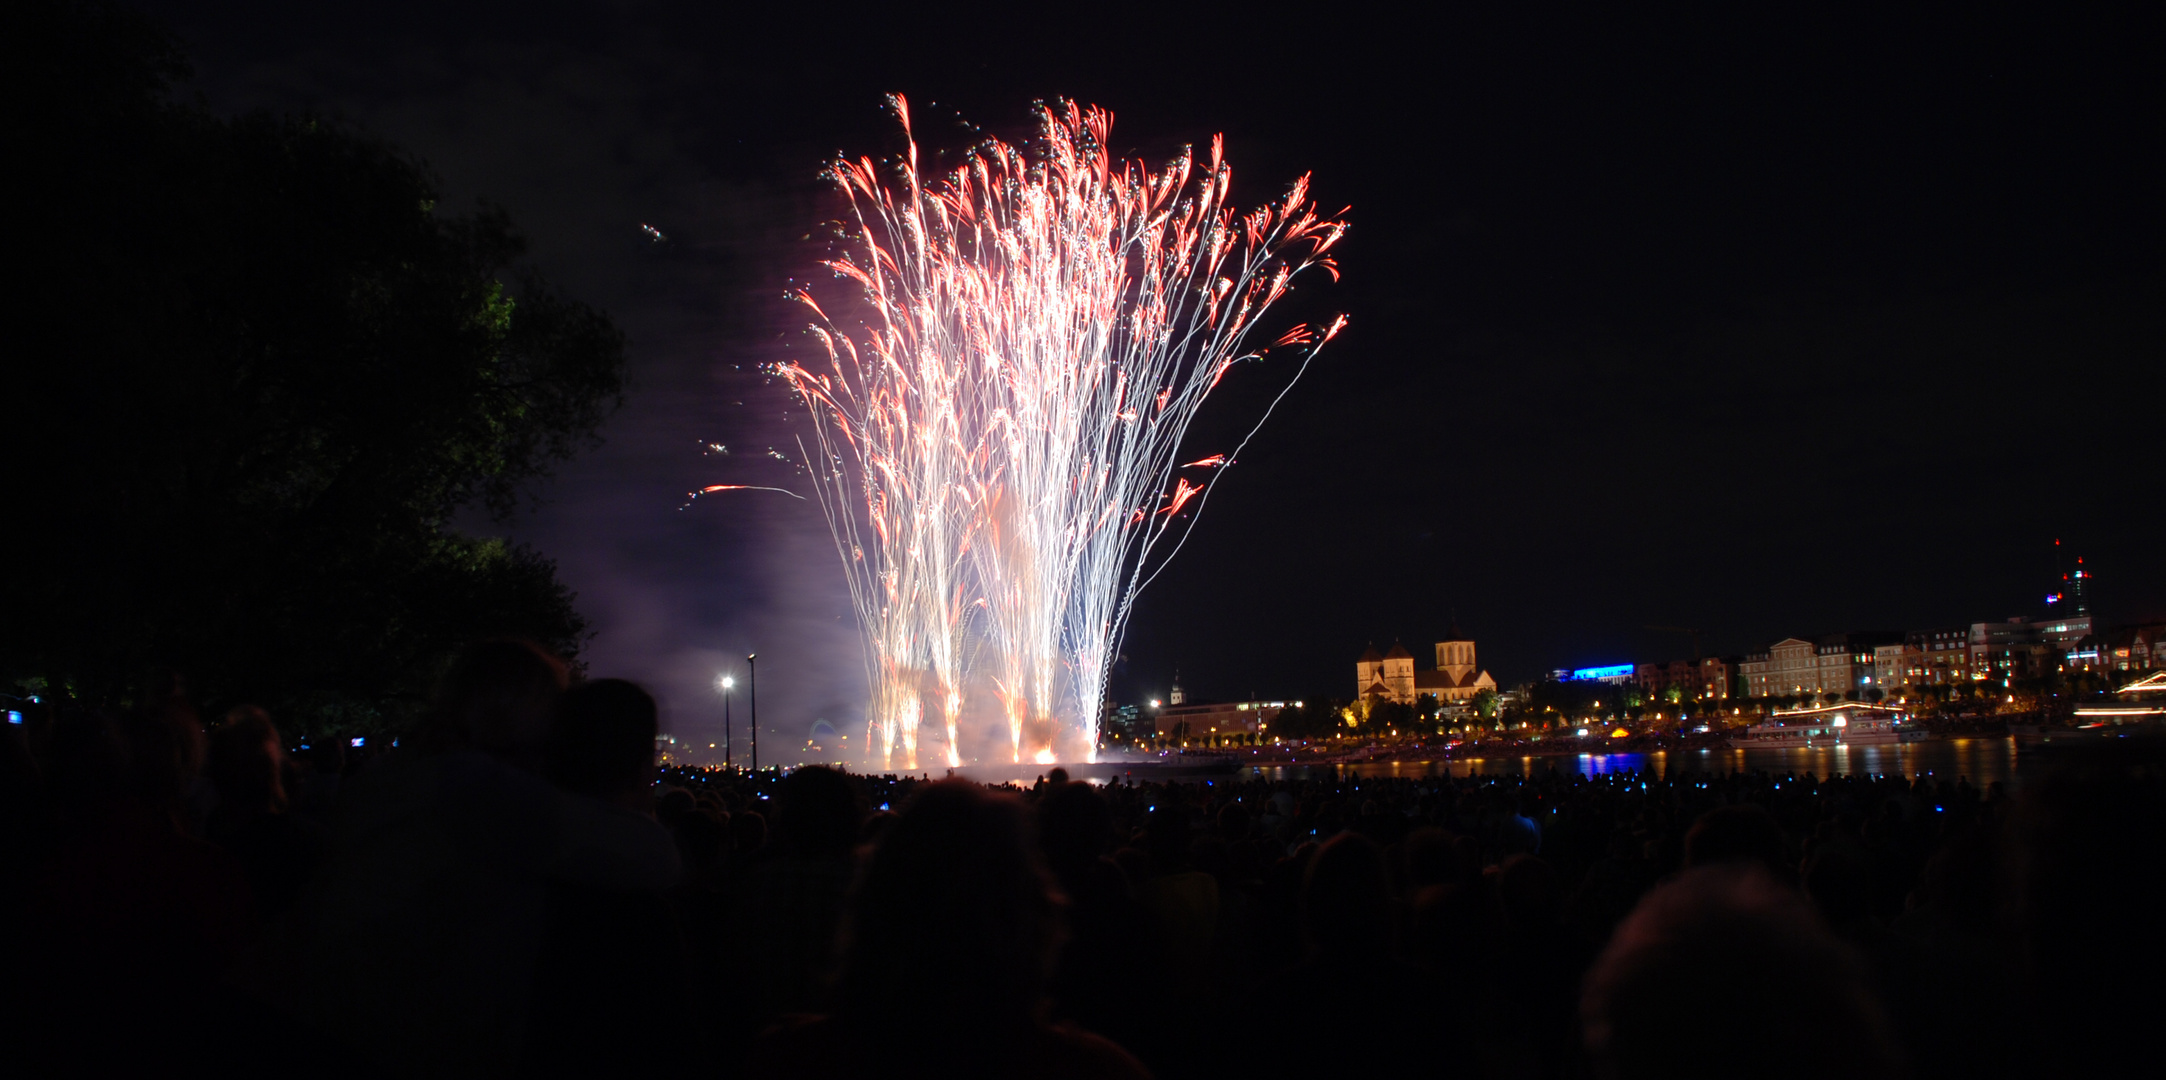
[720,675,735,769]
[748,653,758,773]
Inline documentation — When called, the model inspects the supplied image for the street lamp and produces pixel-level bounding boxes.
[748,653,759,772]
[719,675,736,769]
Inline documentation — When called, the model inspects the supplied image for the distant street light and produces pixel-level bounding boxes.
[719,674,736,769]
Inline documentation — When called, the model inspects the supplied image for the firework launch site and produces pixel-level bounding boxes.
[771,95,1345,775]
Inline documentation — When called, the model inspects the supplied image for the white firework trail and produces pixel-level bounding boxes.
[781,95,1346,769]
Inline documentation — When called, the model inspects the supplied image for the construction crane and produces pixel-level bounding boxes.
[1645,625,1703,661]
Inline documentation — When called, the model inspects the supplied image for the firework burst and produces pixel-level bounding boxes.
[782,95,1346,769]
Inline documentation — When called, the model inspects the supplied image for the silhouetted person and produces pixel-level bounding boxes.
[1408,828,1488,970]
[731,805,767,852]
[1134,799,1218,993]
[1215,800,1251,844]
[746,781,1148,1078]
[417,637,566,765]
[2003,743,2166,1075]
[1039,779,1145,1049]
[736,765,863,1021]
[125,678,212,835]
[22,704,255,1069]
[1252,831,1448,1073]
[546,677,659,809]
[1492,791,1542,857]
[1304,829,1395,956]
[239,641,679,1076]
[526,678,688,1072]
[204,705,325,918]
[1492,854,1592,1078]
[0,711,35,905]
[1582,866,1901,1080]
[1572,828,1656,940]
[291,737,346,820]
[1684,802,1792,883]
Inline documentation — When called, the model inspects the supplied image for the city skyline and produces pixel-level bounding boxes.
[1129,549,2152,710]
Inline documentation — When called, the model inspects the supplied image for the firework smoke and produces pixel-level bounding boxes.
[782,95,1346,769]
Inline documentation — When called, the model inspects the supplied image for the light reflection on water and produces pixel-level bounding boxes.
[1237,737,2021,788]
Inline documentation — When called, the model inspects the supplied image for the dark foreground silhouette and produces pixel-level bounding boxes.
[3,642,2161,1078]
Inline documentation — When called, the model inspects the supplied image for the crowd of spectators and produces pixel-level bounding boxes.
[0,640,2160,1077]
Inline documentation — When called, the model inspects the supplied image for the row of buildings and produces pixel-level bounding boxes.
[1133,555,2155,742]
[1114,631,1507,744]
[1096,674,1302,744]
[1557,554,2165,701]
[1586,613,2166,702]
[1340,611,2164,717]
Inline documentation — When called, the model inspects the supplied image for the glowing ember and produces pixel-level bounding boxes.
[782,95,1346,769]
[677,484,805,510]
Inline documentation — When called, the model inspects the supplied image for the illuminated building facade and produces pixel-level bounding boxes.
[1154,699,1296,743]
[1873,643,1910,691]
[1699,656,1742,699]
[1740,633,1898,697]
[2106,624,2166,671]
[1818,632,1902,696]
[1419,634,1497,702]
[1742,638,1814,697]
[1899,628,1971,686]
[1552,664,1635,686]
[1101,703,1146,743]
[1358,634,1496,705]
[1355,643,1417,704]
[1634,660,1704,697]
[1967,616,2093,680]
[1619,657,1739,700]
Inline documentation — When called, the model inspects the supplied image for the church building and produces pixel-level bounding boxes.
[1356,632,1497,706]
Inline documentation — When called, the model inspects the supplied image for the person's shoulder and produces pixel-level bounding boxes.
[745,1019,1150,1080]
[741,1016,874,1079]
[549,789,682,890]
[1034,1023,1153,1080]
[1083,855,1134,894]
[331,750,447,833]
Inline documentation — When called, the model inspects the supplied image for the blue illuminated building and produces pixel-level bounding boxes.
[1552,664,1635,685]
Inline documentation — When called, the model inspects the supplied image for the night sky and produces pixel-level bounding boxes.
[139,2,2166,753]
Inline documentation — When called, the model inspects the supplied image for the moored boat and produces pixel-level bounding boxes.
[2017,671,2166,752]
[1729,707,1926,749]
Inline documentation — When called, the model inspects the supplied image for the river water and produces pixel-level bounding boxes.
[1236,736,2023,788]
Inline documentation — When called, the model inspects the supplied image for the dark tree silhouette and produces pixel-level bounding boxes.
[1266,699,1349,740]
[4,2,626,735]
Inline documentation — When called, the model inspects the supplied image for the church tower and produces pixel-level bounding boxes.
[1436,627,1477,684]
[1356,645,1385,701]
[1382,642,1417,704]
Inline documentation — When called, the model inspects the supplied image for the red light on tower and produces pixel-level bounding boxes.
[2045,540,2091,617]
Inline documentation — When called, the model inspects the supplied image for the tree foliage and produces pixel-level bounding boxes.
[1368,698,1417,732]
[1470,687,1501,719]
[1266,700,1345,740]
[3,3,627,734]
[1414,693,1442,724]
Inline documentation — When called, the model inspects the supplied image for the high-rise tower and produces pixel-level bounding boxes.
[2047,538,2092,616]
